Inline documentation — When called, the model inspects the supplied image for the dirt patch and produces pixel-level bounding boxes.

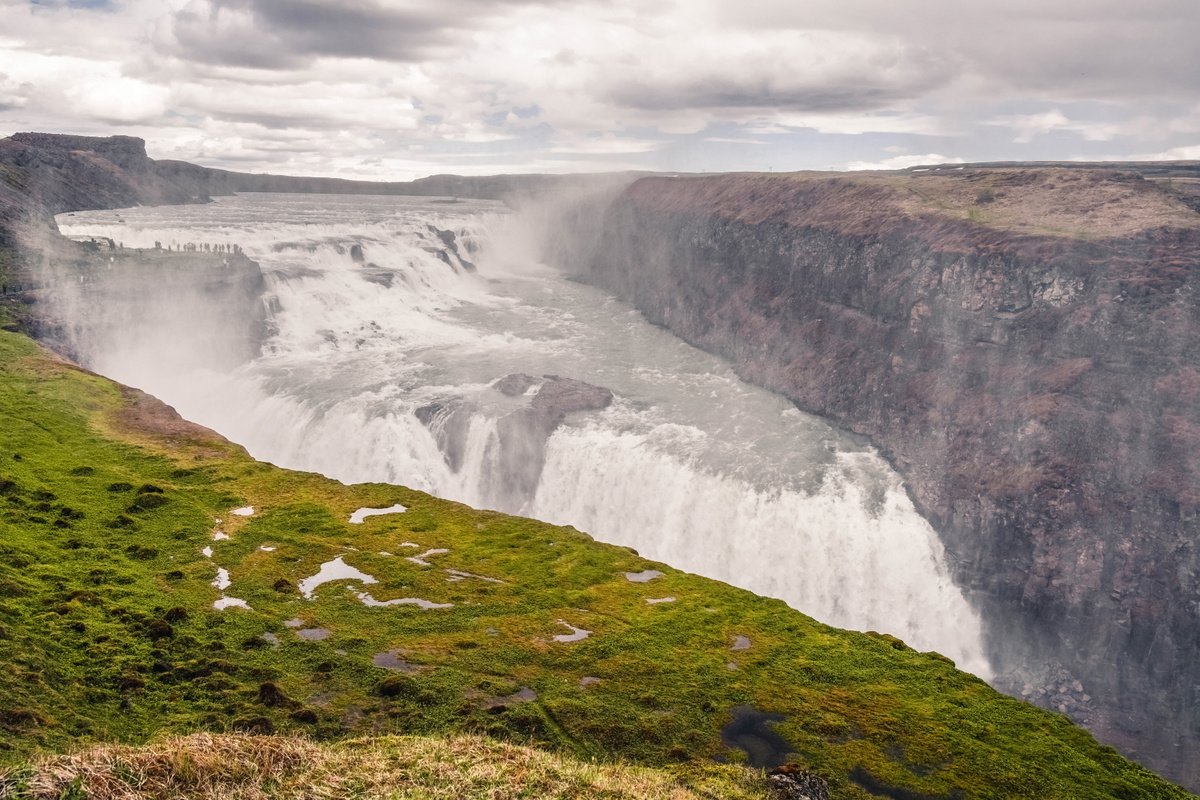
[108,386,238,455]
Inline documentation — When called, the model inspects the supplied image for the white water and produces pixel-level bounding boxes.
[57,193,991,677]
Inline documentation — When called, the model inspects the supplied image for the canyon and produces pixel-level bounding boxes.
[2,132,1198,793]
[545,169,1200,787]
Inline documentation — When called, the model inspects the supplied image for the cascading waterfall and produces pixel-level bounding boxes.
[54,192,992,678]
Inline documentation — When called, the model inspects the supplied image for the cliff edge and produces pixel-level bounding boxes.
[554,167,1200,789]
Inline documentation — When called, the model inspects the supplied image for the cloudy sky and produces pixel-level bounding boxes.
[1,0,1198,180]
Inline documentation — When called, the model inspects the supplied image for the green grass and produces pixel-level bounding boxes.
[0,328,1192,799]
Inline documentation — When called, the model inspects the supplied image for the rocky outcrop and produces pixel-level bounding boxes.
[416,374,613,509]
[548,170,1200,790]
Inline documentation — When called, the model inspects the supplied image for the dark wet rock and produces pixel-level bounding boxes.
[529,375,614,425]
[494,375,613,503]
[769,765,830,800]
[721,705,793,769]
[427,225,477,272]
[349,243,365,263]
[494,372,538,397]
[415,375,612,508]
[414,399,473,473]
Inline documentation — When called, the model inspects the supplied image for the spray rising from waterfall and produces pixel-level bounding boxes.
[52,192,992,678]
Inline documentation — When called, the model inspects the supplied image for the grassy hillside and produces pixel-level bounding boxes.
[0,326,1192,799]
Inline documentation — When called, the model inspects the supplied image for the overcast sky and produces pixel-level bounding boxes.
[1,0,1197,180]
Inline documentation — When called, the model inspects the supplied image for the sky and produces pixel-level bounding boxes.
[0,0,1198,180]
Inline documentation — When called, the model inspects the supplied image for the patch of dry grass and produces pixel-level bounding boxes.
[0,733,774,800]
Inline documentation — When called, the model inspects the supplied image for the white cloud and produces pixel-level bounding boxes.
[843,153,966,171]
[0,0,1198,176]
[704,137,768,145]
[1089,143,1200,162]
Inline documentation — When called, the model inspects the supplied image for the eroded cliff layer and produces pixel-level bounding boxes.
[556,169,1200,789]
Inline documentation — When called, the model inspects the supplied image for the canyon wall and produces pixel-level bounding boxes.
[549,170,1200,789]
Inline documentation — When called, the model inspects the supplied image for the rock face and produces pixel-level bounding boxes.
[547,170,1200,789]
[0,134,267,365]
[416,374,613,509]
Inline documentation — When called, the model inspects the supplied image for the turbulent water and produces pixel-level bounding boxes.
[57,193,991,677]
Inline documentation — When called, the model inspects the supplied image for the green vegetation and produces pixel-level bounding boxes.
[0,327,1192,799]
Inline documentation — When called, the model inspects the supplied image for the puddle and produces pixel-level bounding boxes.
[212,567,231,591]
[232,506,255,516]
[553,620,591,643]
[297,627,331,641]
[720,705,793,769]
[356,592,452,610]
[284,618,304,628]
[405,548,449,567]
[258,545,276,552]
[732,635,751,651]
[261,632,280,647]
[646,596,676,604]
[445,568,504,584]
[213,597,250,611]
[298,556,378,599]
[485,687,537,709]
[378,551,393,557]
[625,570,663,583]
[349,504,407,524]
[580,676,602,688]
[372,651,424,672]
[399,542,420,548]
[201,546,213,558]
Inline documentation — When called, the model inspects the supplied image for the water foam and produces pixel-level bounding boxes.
[55,194,992,678]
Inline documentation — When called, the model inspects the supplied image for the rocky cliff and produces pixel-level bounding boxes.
[549,169,1200,789]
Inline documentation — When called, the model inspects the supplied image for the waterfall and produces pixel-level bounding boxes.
[53,192,992,679]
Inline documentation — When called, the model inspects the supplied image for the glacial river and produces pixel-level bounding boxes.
[57,192,991,677]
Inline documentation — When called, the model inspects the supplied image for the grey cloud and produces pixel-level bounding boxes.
[725,0,1200,102]
[606,45,954,115]
[170,0,551,69]
[612,82,931,114]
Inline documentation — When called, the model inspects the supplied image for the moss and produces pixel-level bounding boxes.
[0,328,1190,799]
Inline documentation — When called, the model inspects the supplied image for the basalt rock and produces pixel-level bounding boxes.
[549,169,1200,790]
[415,374,613,509]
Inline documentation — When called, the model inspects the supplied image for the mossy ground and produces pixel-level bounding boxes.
[0,328,1192,799]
